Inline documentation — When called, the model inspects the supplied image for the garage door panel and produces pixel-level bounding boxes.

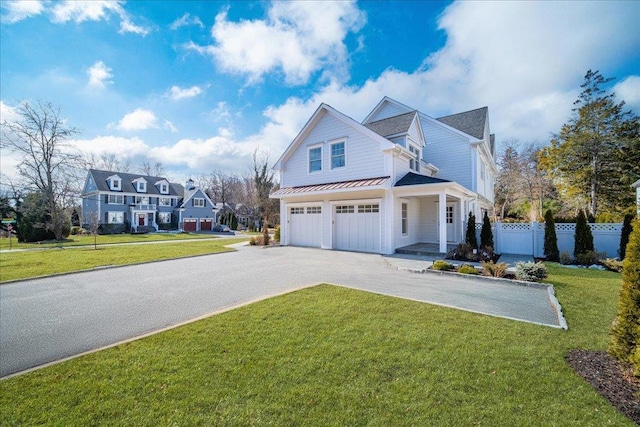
[334,204,380,253]
[289,206,321,248]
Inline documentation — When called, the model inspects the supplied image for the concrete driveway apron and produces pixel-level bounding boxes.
[0,246,564,377]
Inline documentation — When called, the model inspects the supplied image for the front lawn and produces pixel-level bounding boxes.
[0,232,218,250]
[0,266,631,425]
[0,238,243,282]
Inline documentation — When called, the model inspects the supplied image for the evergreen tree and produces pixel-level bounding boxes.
[543,209,560,262]
[465,211,478,249]
[573,210,594,258]
[480,211,494,249]
[619,213,634,260]
[609,218,640,376]
[539,70,640,218]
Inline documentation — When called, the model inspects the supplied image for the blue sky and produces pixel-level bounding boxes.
[2,0,639,183]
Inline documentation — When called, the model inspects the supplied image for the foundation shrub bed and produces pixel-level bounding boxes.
[480,261,508,278]
[515,262,548,282]
[458,264,479,275]
[432,260,454,271]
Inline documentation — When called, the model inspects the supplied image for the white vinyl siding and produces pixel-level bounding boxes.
[367,102,410,122]
[281,112,386,187]
[420,117,472,189]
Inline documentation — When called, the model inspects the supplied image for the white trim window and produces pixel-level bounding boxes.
[330,140,345,169]
[107,211,124,224]
[308,145,322,173]
[108,194,124,204]
[193,198,205,207]
[159,197,172,206]
[137,181,147,192]
[135,196,149,205]
[401,203,408,235]
[160,183,169,194]
[110,178,121,191]
[409,145,420,172]
[158,212,171,223]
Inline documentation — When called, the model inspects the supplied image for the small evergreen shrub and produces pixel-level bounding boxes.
[480,260,508,278]
[465,212,478,249]
[515,262,548,282]
[543,209,559,262]
[480,211,494,249]
[458,264,479,275]
[274,225,281,242]
[619,213,634,260]
[559,251,573,265]
[609,219,640,377]
[432,260,454,271]
[573,210,594,259]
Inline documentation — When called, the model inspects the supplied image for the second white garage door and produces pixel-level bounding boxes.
[289,206,322,247]
[334,203,380,253]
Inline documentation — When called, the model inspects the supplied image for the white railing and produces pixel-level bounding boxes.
[131,204,156,211]
[490,222,623,258]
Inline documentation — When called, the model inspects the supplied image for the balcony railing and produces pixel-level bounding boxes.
[131,204,156,211]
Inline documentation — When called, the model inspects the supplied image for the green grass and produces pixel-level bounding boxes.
[0,264,631,425]
[0,238,243,282]
[0,232,216,250]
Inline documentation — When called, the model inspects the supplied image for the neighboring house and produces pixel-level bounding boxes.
[178,179,217,231]
[82,171,217,232]
[270,96,497,254]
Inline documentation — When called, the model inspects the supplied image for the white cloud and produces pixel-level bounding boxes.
[119,18,150,36]
[190,1,366,85]
[168,85,203,100]
[50,1,123,23]
[170,13,203,30]
[70,135,150,157]
[1,0,44,23]
[86,61,113,89]
[613,76,640,111]
[116,108,158,131]
[0,100,22,122]
[164,120,178,133]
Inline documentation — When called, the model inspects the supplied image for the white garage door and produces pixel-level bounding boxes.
[289,206,322,247]
[334,203,380,253]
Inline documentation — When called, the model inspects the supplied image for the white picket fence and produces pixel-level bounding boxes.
[478,222,623,258]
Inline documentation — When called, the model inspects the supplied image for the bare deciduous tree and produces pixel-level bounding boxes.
[139,160,166,177]
[84,152,132,173]
[252,150,277,244]
[1,101,81,240]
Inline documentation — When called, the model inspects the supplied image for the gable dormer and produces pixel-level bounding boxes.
[155,179,170,195]
[132,177,147,193]
[107,174,122,191]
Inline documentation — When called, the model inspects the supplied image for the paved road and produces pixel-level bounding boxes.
[0,245,563,377]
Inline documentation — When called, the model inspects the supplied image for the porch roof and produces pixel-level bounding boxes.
[394,172,451,187]
[271,176,390,197]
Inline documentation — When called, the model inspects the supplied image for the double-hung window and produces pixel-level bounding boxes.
[108,194,124,204]
[330,141,345,169]
[107,211,124,224]
[193,198,205,207]
[409,145,420,172]
[158,212,171,223]
[401,203,408,235]
[159,197,172,206]
[309,146,322,173]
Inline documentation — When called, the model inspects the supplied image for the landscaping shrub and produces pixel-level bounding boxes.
[575,250,606,266]
[543,209,559,262]
[619,213,634,260]
[601,258,623,273]
[477,246,500,263]
[480,211,494,249]
[458,264,479,275]
[274,225,280,243]
[432,260,454,271]
[446,243,474,261]
[480,260,508,278]
[573,210,594,259]
[465,212,478,249]
[515,262,548,282]
[609,219,640,377]
[559,251,573,265]
[70,226,86,235]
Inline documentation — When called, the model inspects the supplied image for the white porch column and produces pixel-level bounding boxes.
[438,191,447,253]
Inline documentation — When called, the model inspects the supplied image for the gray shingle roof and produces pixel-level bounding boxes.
[363,111,417,137]
[436,107,487,139]
[395,172,451,187]
[88,169,181,196]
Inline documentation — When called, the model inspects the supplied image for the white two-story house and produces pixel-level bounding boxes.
[270,97,497,254]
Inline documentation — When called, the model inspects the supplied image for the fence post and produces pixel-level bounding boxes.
[531,221,538,257]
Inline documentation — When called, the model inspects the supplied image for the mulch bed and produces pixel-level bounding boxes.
[565,349,640,423]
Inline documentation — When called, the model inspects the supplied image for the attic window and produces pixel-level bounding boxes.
[137,181,147,192]
[111,178,121,190]
[409,145,420,172]
[160,183,169,194]
[309,145,322,173]
[193,198,205,207]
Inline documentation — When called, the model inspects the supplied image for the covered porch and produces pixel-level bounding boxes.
[130,205,158,232]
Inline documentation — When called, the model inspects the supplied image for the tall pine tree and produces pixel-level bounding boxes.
[540,70,640,219]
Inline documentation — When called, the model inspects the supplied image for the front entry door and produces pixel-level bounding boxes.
[446,204,455,242]
[138,215,145,226]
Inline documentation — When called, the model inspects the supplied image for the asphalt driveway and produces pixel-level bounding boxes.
[0,245,565,378]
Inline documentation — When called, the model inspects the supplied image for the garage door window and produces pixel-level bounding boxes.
[358,204,379,213]
[291,207,304,214]
[307,206,321,214]
[336,205,355,214]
